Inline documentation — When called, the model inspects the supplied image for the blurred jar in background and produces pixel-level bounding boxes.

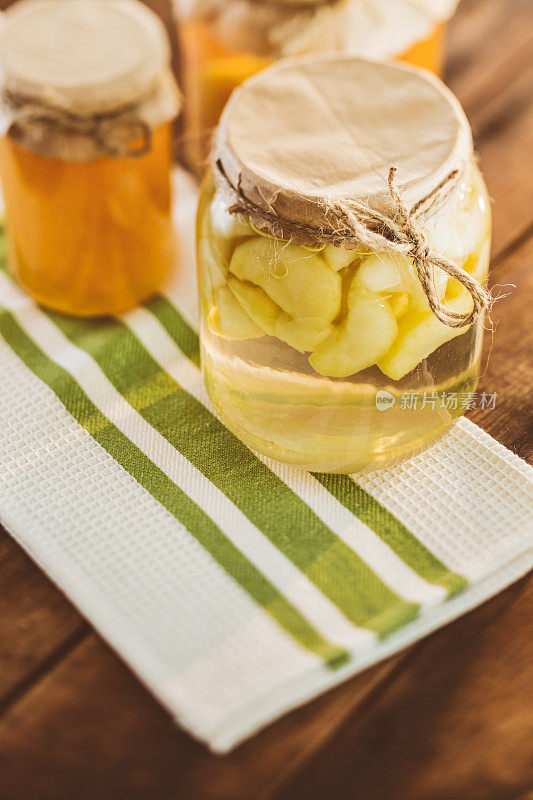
[175,0,459,176]
[0,0,181,317]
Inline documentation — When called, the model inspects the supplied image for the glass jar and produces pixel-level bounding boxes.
[197,56,491,473]
[0,0,181,317]
[176,0,458,175]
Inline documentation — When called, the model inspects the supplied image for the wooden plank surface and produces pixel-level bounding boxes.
[0,535,86,704]
[279,574,533,800]
[0,0,532,798]
[446,0,533,258]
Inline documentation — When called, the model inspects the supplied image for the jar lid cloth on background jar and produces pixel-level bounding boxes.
[0,0,181,161]
[182,0,460,59]
[213,55,490,328]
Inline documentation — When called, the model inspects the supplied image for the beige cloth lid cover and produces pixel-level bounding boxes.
[184,0,459,59]
[0,0,180,158]
[215,55,472,239]
[214,56,489,327]
[250,0,455,6]
[248,0,338,6]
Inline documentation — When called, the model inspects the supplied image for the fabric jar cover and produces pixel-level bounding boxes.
[178,0,460,59]
[213,54,472,242]
[213,54,490,330]
[0,0,181,161]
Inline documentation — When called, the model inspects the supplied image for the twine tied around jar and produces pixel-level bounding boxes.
[1,90,153,159]
[215,159,491,329]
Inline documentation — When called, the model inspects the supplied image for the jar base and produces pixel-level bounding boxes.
[203,350,479,474]
[209,397,458,474]
[10,275,163,318]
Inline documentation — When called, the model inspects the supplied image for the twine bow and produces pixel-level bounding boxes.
[382,166,490,327]
[215,159,491,329]
[3,90,152,159]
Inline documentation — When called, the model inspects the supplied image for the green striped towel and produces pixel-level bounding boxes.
[0,170,532,752]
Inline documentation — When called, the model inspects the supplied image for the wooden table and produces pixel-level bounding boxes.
[1,1,532,797]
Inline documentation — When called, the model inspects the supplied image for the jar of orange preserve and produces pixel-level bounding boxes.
[176,0,459,175]
[0,0,181,316]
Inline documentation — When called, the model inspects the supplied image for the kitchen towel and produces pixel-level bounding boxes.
[0,170,531,752]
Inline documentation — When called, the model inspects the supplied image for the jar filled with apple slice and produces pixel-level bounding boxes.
[176,0,459,175]
[197,56,491,473]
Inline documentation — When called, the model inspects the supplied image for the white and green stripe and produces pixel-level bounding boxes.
[0,277,350,666]
[0,240,467,664]
[0,335,341,736]
[126,303,461,607]
[151,288,468,595]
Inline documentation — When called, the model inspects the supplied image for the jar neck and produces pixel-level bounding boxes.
[1,70,180,162]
